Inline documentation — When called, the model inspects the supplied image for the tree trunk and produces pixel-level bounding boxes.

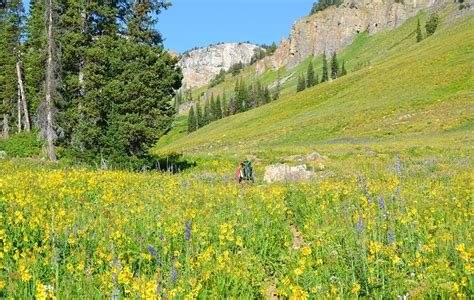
[2,113,9,139]
[17,84,21,133]
[16,52,30,132]
[45,0,56,161]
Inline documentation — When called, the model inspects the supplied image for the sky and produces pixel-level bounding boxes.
[22,0,315,53]
[158,0,314,53]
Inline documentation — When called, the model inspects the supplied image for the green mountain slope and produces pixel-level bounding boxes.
[156,7,473,157]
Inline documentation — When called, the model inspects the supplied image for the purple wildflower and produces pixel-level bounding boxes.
[377,196,385,211]
[185,220,191,242]
[388,230,395,245]
[357,215,365,232]
[148,246,157,257]
[159,235,165,240]
[171,258,177,283]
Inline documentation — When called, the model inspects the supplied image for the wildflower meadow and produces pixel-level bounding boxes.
[0,152,472,299]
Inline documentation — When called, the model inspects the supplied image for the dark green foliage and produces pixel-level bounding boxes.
[310,0,342,15]
[187,106,196,133]
[209,69,225,87]
[416,19,423,42]
[23,1,46,115]
[331,52,339,80]
[0,0,24,135]
[203,98,211,125]
[228,96,235,116]
[425,13,440,36]
[0,131,43,158]
[215,95,223,120]
[234,78,249,113]
[231,61,244,76]
[196,103,203,128]
[250,48,267,64]
[321,52,329,82]
[340,61,347,76]
[306,61,316,88]
[263,86,271,104]
[296,75,306,92]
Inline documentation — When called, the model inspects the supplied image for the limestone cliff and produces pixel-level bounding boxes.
[179,43,262,88]
[256,0,447,74]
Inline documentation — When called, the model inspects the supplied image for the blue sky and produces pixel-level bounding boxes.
[158,0,314,53]
[22,0,314,53]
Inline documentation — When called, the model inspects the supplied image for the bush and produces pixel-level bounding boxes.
[0,132,44,158]
[425,13,440,36]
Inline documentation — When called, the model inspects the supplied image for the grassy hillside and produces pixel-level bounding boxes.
[156,6,473,157]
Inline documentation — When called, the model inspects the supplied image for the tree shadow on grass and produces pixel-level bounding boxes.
[152,153,197,173]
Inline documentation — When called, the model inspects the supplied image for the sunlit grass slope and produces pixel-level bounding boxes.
[156,8,473,156]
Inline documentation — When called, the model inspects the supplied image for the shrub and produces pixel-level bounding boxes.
[0,132,44,158]
[425,13,440,36]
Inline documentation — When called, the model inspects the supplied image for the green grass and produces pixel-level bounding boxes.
[155,7,474,158]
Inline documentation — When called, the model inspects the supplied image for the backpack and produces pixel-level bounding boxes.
[240,161,254,182]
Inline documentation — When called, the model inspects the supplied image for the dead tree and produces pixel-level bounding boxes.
[17,84,21,133]
[16,51,30,132]
[44,0,57,161]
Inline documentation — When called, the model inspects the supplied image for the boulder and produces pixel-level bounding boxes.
[0,151,6,159]
[264,163,314,183]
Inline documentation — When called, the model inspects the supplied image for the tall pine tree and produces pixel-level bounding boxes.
[306,61,316,88]
[187,106,196,133]
[330,51,339,80]
[321,52,329,83]
[416,19,423,42]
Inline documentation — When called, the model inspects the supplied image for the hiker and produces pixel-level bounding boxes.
[236,160,254,183]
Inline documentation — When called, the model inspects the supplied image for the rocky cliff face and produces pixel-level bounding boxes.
[257,0,446,74]
[179,43,262,88]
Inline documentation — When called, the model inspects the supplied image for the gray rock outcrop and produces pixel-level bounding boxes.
[256,0,448,74]
[179,43,262,88]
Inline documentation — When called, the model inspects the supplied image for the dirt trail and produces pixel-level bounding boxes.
[290,224,304,250]
[265,223,305,299]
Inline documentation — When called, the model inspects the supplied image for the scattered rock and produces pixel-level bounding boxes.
[307,152,323,161]
[0,151,6,159]
[263,163,314,183]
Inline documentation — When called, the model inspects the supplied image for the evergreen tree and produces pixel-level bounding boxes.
[209,94,216,122]
[240,79,249,111]
[187,106,196,133]
[250,84,258,108]
[321,52,329,82]
[340,61,347,76]
[196,104,203,128]
[0,0,24,138]
[233,79,242,113]
[215,95,223,120]
[306,61,316,88]
[425,13,440,36]
[23,0,46,116]
[263,86,271,104]
[416,19,423,42]
[297,75,306,92]
[203,99,210,125]
[228,96,235,116]
[315,74,320,85]
[331,51,339,80]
